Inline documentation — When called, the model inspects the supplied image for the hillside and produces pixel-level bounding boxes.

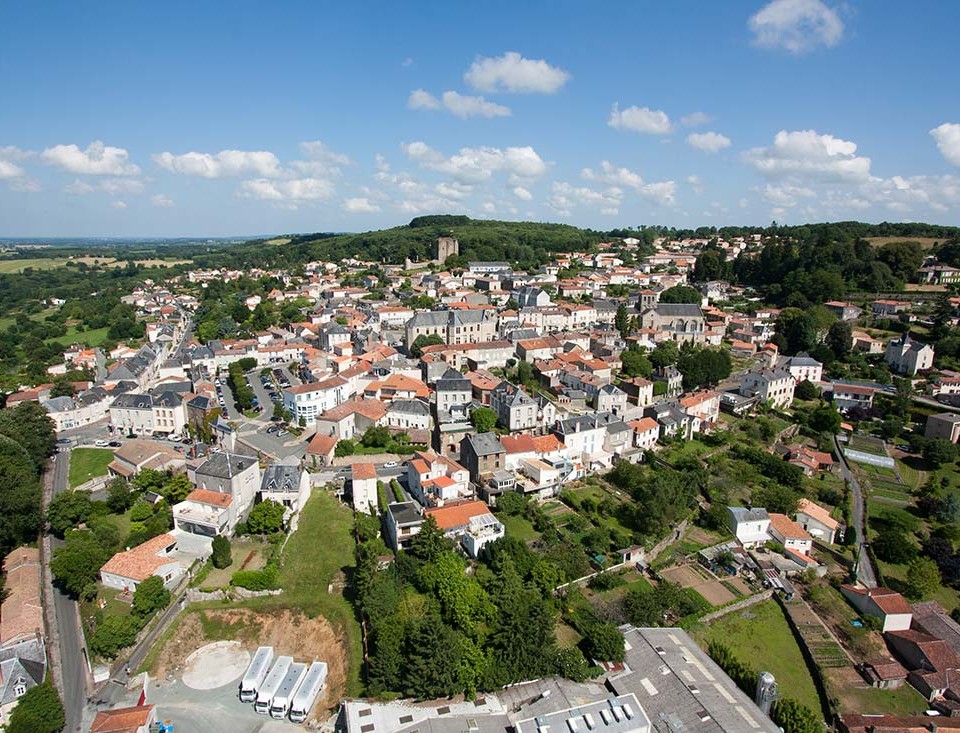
[220,216,635,271]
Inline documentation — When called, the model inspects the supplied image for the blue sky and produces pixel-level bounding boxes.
[1,0,958,236]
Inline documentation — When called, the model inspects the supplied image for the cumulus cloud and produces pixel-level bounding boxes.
[748,0,844,54]
[0,147,29,180]
[580,160,677,205]
[687,132,732,153]
[41,140,140,176]
[153,149,282,178]
[342,197,381,214]
[293,141,351,173]
[548,182,622,217]
[931,123,960,168]
[512,186,533,201]
[743,129,871,182]
[761,183,817,207]
[687,175,703,193]
[403,141,547,183]
[151,194,175,208]
[409,89,511,118]
[464,51,569,94]
[681,112,712,128]
[110,200,128,210]
[239,178,335,205]
[608,104,672,135]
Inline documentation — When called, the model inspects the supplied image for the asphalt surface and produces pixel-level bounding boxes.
[833,434,878,588]
[50,450,89,732]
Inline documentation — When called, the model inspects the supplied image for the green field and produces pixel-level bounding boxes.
[694,600,822,715]
[0,257,68,273]
[45,325,111,348]
[499,512,540,543]
[68,448,114,488]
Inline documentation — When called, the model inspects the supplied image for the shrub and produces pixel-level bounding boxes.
[211,535,232,569]
[231,566,279,591]
[90,615,141,659]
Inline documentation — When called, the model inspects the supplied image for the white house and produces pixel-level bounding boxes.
[783,353,823,384]
[283,376,352,426]
[259,464,310,513]
[193,452,261,518]
[740,367,796,409]
[840,585,913,632]
[885,334,934,376]
[629,417,660,451]
[768,513,813,556]
[99,533,183,592]
[796,498,842,544]
[351,463,379,514]
[727,506,770,548]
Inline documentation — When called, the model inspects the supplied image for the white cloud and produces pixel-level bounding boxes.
[512,186,533,201]
[239,178,335,205]
[608,104,672,135]
[41,140,140,176]
[687,132,732,153]
[748,0,844,54]
[409,89,511,118]
[66,178,145,196]
[681,112,712,127]
[110,200,128,210]
[153,149,282,178]
[580,160,677,205]
[151,194,175,208]
[403,141,547,183]
[374,154,390,174]
[0,147,27,179]
[408,89,441,110]
[548,182,622,217]
[931,123,960,167]
[743,129,871,182]
[343,197,381,214]
[9,178,40,193]
[761,183,816,207]
[464,51,569,94]
[687,175,703,193]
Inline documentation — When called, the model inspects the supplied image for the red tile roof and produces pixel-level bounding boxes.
[352,463,377,480]
[100,534,177,583]
[424,500,491,531]
[185,489,232,507]
[90,705,156,733]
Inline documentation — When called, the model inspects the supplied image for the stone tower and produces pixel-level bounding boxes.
[436,236,459,266]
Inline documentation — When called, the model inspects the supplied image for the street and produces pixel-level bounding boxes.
[50,451,90,732]
[833,434,878,588]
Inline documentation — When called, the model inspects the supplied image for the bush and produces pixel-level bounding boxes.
[550,647,593,682]
[582,621,626,662]
[211,535,232,569]
[129,500,154,522]
[132,575,171,618]
[587,571,626,592]
[231,566,279,591]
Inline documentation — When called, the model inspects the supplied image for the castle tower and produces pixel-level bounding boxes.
[436,236,459,266]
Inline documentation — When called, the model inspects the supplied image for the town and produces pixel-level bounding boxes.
[3,218,960,733]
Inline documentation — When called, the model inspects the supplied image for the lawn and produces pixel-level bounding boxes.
[68,448,114,488]
[499,512,540,543]
[693,599,822,715]
[198,538,270,589]
[45,325,111,348]
[0,257,69,273]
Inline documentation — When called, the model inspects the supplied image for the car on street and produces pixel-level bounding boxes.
[383,461,399,468]
[94,439,108,447]
[57,437,71,444]
[108,441,121,447]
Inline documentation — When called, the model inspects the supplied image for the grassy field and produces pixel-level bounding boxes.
[693,599,822,715]
[866,236,945,250]
[499,512,540,543]
[242,491,364,696]
[45,325,111,348]
[0,257,69,273]
[0,256,191,274]
[68,448,114,488]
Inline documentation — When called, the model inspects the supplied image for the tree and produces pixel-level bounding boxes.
[827,320,853,359]
[650,341,679,369]
[658,285,701,304]
[878,240,924,283]
[410,333,444,358]
[0,401,56,472]
[50,530,111,598]
[924,439,958,469]
[90,615,140,659]
[470,407,498,432]
[132,575,171,617]
[6,683,65,733]
[775,309,818,355]
[0,435,42,556]
[620,347,653,379]
[409,515,450,563]
[873,529,917,564]
[49,377,76,398]
[211,535,233,569]
[905,557,942,599]
[45,491,94,538]
[335,439,355,457]
[161,473,194,503]
[771,698,822,733]
[583,621,625,662]
[936,493,960,524]
[808,404,841,434]
[361,426,391,449]
[615,303,631,337]
[752,484,801,515]
[247,500,286,534]
[106,477,133,513]
[794,379,819,401]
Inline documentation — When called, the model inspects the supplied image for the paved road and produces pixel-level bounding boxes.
[833,434,878,588]
[50,451,89,732]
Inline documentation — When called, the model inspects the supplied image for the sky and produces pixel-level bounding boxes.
[0,0,959,237]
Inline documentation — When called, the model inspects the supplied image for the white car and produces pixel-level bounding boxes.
[94,439,109,447]
[383,461,398,468]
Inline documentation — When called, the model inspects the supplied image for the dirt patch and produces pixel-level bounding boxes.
[151,608,348,719]
[660,564,736,606]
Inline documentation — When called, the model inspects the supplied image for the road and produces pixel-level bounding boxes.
[50,450,89,732]
[833,434,878,588]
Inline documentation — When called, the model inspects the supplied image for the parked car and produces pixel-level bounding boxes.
[383,461,398,468]
[108,441,122,447]
[94,439,108,447]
